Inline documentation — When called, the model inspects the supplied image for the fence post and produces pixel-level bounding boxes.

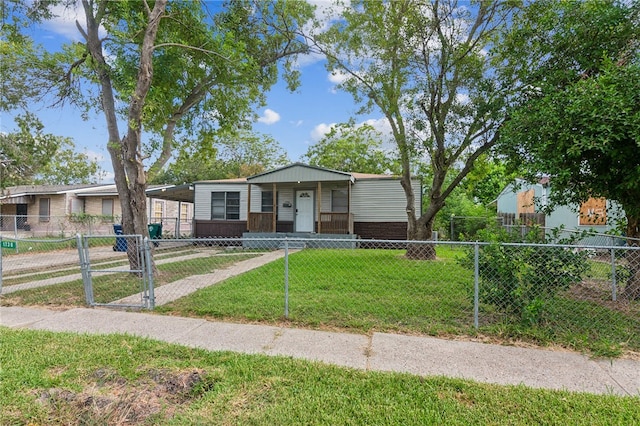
[77,234,94,306]
[611,247,617,302]
[144,236,155,309]
[284,237,289,319]
[474,242,480,329]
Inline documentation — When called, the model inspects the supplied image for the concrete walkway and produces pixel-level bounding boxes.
[1,306,638,397]
[114,249,289,306]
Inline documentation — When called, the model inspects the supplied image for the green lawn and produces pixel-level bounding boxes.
[157,247,640,357]
[1,328,638,425]
[1,253,258,306]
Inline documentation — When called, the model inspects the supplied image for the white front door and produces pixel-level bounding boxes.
[295,190,314,232]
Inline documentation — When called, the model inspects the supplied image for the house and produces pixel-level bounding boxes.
[0,184,194,237]
[181,163,421,240]
[496,178,623,243]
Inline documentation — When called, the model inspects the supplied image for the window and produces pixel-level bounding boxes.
[39,198,50,222]
[332,189,348,213]
[153,200,164,221]
[102,199,114,217]
[261,191,274,213]
[71,198,84,214]
[211,192,240,220]
[180,204,190,222]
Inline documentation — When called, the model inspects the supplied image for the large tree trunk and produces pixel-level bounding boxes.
[80,0,167,273]
[406,216,437,260]
[623,214,640,300]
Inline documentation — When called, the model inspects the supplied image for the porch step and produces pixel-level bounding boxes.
[279,242,306,250]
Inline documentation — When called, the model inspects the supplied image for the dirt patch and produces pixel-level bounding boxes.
[567,279,640,316]
[35,367,217,424]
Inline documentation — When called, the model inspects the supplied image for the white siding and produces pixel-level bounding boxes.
[351,179,420,222]
[277,187,295,221]
[249,164,350,184]
[194,183,247,220]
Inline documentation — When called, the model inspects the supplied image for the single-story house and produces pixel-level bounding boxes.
[178,163,421,240]
[496,178,623,243]
[0,184,193,236]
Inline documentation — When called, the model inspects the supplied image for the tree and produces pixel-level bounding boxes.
[0,113,102,189]
[302,122,400,174]
[313,0,517,258]
[151,129,289,184]
[498,0,640,299]
[10,0,313,269]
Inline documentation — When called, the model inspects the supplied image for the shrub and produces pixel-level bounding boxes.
[462,226,589,325]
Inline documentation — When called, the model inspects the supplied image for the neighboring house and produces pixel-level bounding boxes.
[496,178,623,242]
[0,184,193,236]
[181,163,421,240]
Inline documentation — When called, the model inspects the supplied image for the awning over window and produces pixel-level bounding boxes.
[0,195,34,205]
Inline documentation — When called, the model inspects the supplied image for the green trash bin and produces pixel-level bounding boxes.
[148,223,162,246]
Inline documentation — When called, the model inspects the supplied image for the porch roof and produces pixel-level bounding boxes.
[144,184,195,203]
[247,163,355,184]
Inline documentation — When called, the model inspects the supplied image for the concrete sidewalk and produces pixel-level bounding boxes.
[1,306,638,397]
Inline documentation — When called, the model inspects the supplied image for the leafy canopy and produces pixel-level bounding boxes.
[498,0,640,220]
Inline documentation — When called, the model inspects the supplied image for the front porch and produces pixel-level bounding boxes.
[245,171,355,235]
[247,212,354,234]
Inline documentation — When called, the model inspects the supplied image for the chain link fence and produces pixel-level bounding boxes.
[1,234,639,356]
[0,214,192,238]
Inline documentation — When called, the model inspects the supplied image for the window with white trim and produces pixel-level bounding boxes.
[39,198,50,222]
[180,204,190,222]
[153,200,164,220]
[331,189,348,213]
[211,192,240,220]
[261,191,274,213]
[102,199,114,217]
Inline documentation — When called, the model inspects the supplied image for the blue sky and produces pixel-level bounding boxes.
[0,1,390,182]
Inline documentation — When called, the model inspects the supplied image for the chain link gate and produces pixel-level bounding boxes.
[77,234,155,309]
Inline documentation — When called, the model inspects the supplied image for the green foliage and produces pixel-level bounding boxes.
[0,113,103,186]
[302,122,401,174]
[150,129,289,184]
[433,187,492,240]
[498,0,640,222]
[462,228,590,325]
[316,0,519,238]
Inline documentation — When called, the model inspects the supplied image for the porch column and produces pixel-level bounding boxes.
[317,181,321,234]
[272,183,277,232]
[247,183,251,231]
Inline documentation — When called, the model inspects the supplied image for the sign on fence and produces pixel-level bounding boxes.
[1,240,16,249]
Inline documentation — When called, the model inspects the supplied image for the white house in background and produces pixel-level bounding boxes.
[496,178,623,242]
[188,163,422,240]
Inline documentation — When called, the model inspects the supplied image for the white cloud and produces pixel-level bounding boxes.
[310,122,336,141]
[41,1,107,41]
[290,119,304,127]
[257,109,281,125]
[360,117,392,136]
[328,70,350,85]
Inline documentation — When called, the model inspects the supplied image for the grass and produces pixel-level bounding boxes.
[1,327,638,425]
[157,247,640,357]
[1,253,258,306]
[1,236,114,256]
[158,247,475,334]
[4,246,638,357]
